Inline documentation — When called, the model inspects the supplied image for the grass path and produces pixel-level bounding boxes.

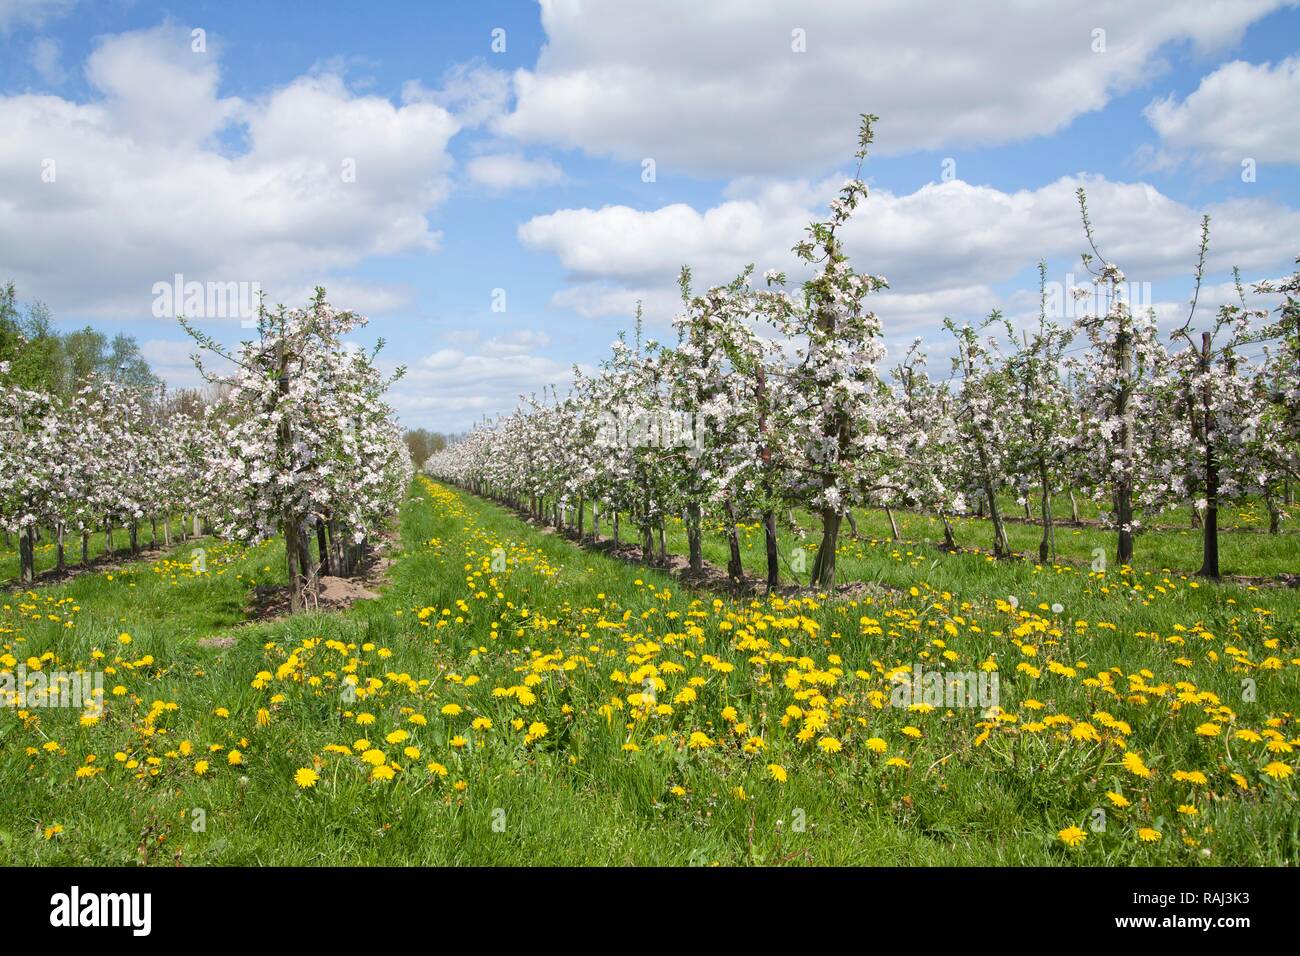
[2,479,1298,865]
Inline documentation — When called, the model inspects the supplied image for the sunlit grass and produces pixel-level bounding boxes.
[2,480,1296,866]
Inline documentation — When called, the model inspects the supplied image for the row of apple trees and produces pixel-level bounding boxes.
[1,290,413,608]
[426,118,1298,587]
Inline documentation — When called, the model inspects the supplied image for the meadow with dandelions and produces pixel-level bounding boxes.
[2,475,1298,865]
[3,117,1299,866]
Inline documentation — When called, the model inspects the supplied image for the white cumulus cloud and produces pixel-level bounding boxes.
[467,153,564,191]
[499,0,1290,177]
[1145,56,1300,169]
[0,23,460,320]
[521,172,1300,335]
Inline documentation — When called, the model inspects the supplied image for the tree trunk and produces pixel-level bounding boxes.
[1198,466,1219,577]
[19,527,35,583]
[640,510,654,564]
[687,502,703,572]
[809,509,841,587]
[297,521,316,597]
[56,524,65,574]
[974,442,1009,557]
[885,506,901,542]
[329,519,345,578]
[845,510,860,539]
[763,509,779,591]
[1196,332,1219,578]
[577,497,585,539]
[1264,490,1281,535]
[316,519,331,576]
[129,522,139,555]
[1069,489,1080,525]
[284,513,303,612]
[756,367,779,592]
[1115,324,1135,565]
[939,510,957,550]
[723,499,744,583]
[1038,465,1054,564]
[277,342,304,612]
[81,531,90,566]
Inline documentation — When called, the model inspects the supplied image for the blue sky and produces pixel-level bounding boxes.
[1,0,1298,431]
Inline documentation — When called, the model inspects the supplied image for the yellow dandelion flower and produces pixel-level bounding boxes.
[1058,826,1087,847]
[294,767,319,789]
[1121,751,1153,778]
[1263,761,1294,781]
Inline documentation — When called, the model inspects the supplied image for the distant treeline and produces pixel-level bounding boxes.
[402,428,448,468]
[0,281,160,396]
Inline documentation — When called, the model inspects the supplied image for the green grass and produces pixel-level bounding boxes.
[575,494,1299,583]
[0,517,199,586]
[1,479,1297,865]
